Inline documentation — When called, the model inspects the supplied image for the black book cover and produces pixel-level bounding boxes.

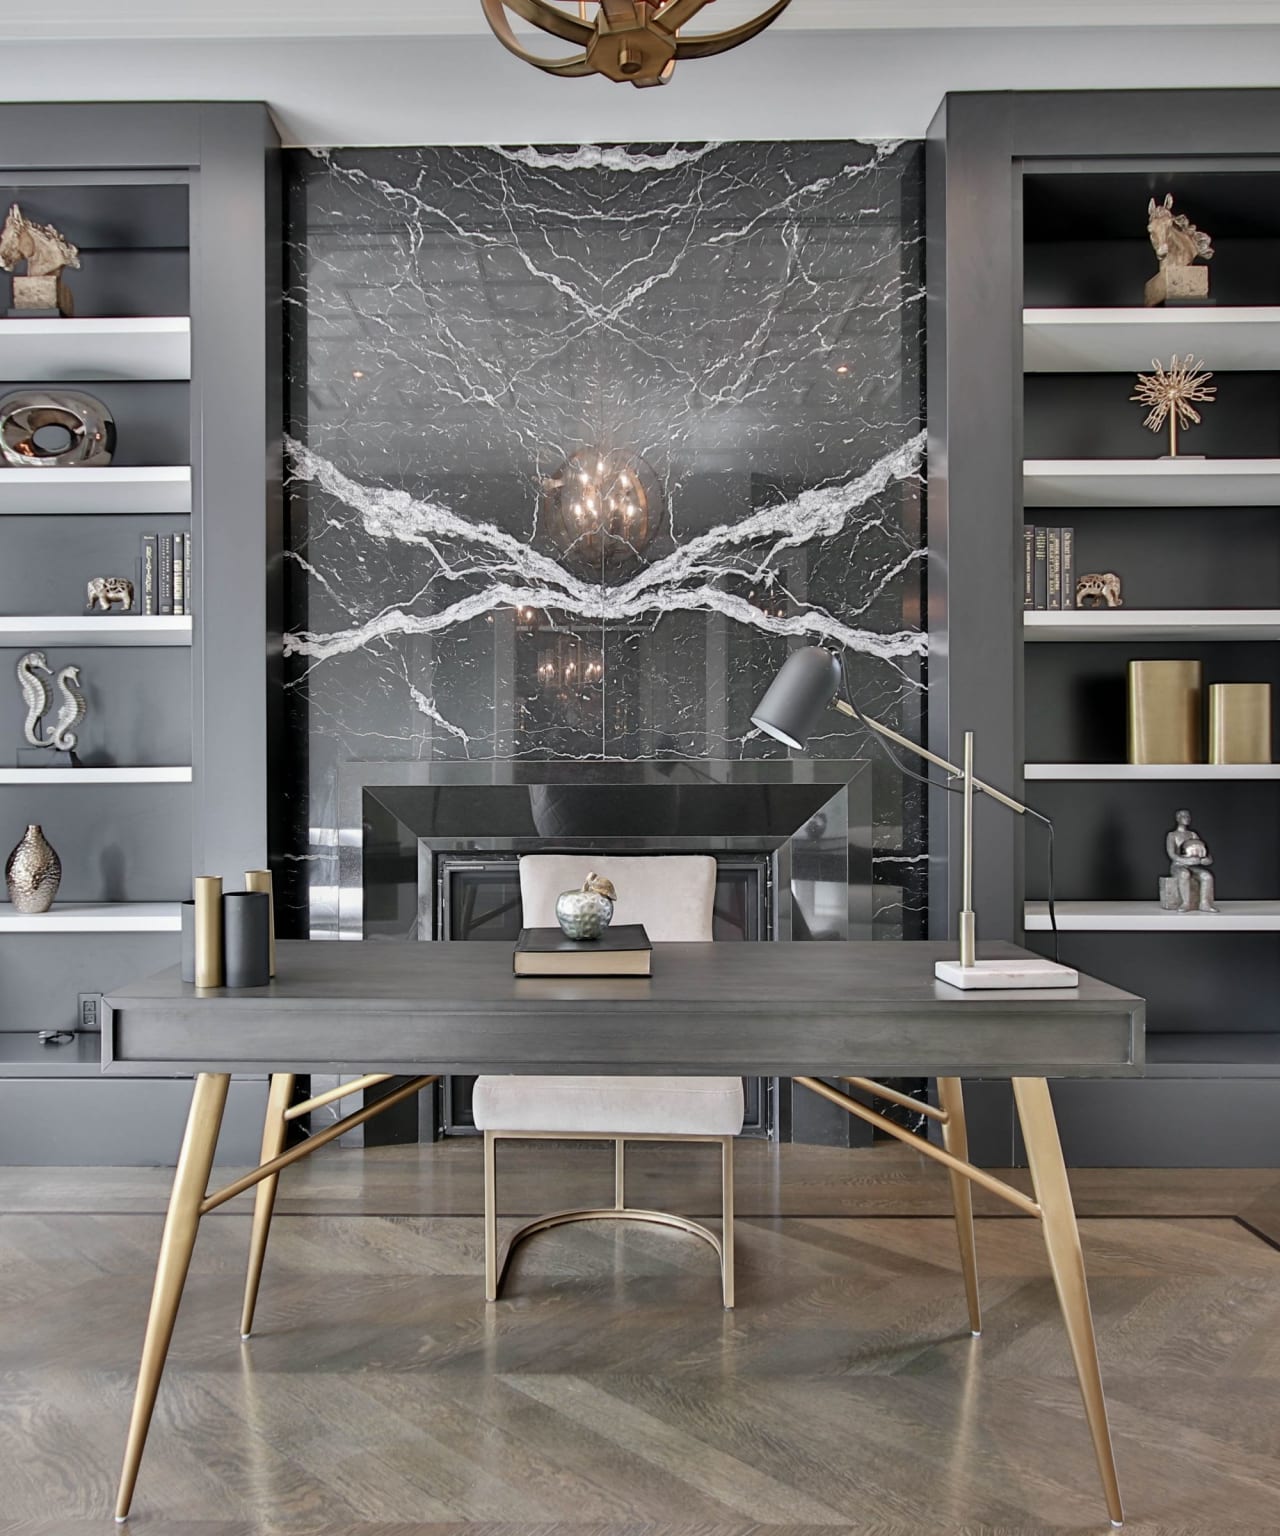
[1022,527,1035,609]
[1032,527,1048,610]
[514,924,652,976]
[1061,526,1075,609]
[141,534,157,615]
[158,533,174,615]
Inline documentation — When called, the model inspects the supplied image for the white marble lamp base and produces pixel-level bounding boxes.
[935,957,1080,991]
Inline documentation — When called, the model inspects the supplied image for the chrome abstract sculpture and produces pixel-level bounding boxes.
[481,0,791,88]
[1161,808,1218,914]
[16,651,86,754]
[0,203,81,315]
[1145,195,1213,307]
[0,389,116,468]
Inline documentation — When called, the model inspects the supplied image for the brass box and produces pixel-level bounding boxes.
[1209,682,1272,764]
[1127,659,1202,764]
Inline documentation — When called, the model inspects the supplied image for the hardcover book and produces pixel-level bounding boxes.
[183,533,192,615]
[1032,526,1048,610]
[1022,527,1035,610]
[1060,526,1075,609]
[141,534,157,615]
[158,533,174,615]
[1046,528,1062,609]
[513,924,652,977]
[173,531,184,615]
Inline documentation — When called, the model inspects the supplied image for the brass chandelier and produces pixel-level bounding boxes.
[480,0,792,89]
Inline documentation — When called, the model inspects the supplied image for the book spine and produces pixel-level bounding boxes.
[184,533,192,616]
[1060,525,1075,609]
[1046,528,1062,610]
[1032,526,1048,610]
[158,534,174,615]
[1022,527,1035,610]
[173,530,185,615]
[141,535,157,616]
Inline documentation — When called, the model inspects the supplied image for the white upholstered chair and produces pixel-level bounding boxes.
[472,854,744,1308]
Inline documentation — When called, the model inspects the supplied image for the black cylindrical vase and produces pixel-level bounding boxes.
[180,900,197,984]
[222,892,270,989]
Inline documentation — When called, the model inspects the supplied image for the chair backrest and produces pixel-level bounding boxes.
[519,854,716,943]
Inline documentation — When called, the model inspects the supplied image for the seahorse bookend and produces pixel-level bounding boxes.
[15,650,86,767]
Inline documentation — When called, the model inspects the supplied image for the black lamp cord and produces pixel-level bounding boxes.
[835,659,1061,965]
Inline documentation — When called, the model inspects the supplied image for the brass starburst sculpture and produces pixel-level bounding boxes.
[1130,354,1216,458]
[480,0,792,89]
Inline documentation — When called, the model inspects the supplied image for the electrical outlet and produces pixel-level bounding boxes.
[77,993,100,1031]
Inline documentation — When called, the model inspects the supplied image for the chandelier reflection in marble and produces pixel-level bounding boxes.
[480,0,791,89]
[543,447,662,577]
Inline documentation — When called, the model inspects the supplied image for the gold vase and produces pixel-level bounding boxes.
[1209,683,1272,764]
[5,824,61,914]
[1127,660,1202,764]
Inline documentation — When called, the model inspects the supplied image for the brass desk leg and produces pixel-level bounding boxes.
[116,1071,230,1522]
[240,1072,295,1339]
[1012,1077,1124,1529]
[937,1077,982,1335]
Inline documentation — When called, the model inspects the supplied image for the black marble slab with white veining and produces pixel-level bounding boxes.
[281,141,925,940]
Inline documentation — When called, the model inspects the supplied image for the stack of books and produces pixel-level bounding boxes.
[1023,526,1076,610]
[138,533,192,616]
[513,925,652,977]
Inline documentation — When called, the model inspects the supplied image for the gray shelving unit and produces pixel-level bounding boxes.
[927,89,1280,1166]
[0,104,283,1163]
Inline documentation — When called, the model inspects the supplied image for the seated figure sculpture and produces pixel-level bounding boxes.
[1163,808,1217,913]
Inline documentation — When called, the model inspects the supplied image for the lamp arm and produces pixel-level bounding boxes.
[831,698,1028,817]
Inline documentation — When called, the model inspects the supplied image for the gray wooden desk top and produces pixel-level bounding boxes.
[102,940,1144,1080]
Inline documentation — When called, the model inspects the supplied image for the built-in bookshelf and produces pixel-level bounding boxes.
[1019,156,1280,1116]
[0,105,279,1164]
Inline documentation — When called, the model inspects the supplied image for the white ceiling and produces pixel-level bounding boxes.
[5,0,1278,36]
[0,4,1277,144]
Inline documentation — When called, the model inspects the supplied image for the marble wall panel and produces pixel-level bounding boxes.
[281,141,926,940]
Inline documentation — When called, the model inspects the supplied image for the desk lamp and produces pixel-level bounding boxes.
[751,646,1077,990]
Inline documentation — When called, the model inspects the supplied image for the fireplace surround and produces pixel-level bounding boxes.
[332,758,876,1144]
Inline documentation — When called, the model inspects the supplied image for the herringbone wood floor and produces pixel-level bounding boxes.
[1,1142,1277,1536]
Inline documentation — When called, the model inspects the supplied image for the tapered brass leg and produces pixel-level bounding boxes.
[116,1072,230,1522]
[483,1129,498,1303]
[239,1072,295,1339]
[720,1135,735,1310]
[614,1138,625,1209]
[1012,1077,1124,1528]
[937,1076,981,1335]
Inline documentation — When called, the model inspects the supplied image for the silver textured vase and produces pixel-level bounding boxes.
[555,871,617,940]
[5,823,61,914]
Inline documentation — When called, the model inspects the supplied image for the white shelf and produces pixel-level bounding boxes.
[1026,900,1280,932]
[0,616,191,647]
[1024,307,1280,373]
[0,901,181,933]
[0,766,192,785]
[1025,609,1280,642]
[1025,762,1280,781]
[1024,458,1280,508]
[0,316,190,381]
[0,466,190,516]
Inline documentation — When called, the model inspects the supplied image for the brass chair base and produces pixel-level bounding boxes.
[483,1129,736,1309]
[493,1205,727,1300]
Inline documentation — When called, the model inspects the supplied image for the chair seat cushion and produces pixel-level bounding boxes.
[472,1075,744,1136]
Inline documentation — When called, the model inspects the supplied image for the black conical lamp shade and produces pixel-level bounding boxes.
[750,646,843,750]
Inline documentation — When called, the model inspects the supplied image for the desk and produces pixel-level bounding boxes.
[104,939,1143,1526]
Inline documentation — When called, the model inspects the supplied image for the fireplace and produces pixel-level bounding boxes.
[337,759,872,1143]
